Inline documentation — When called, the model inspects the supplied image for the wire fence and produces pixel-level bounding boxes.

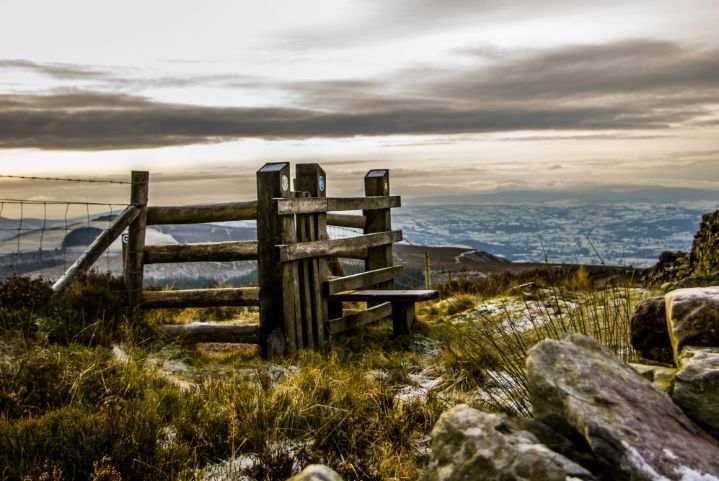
[0,175,131,282]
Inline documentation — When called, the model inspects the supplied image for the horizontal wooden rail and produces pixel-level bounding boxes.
[144,241,258,264]
[326,302,392,335]
[158,322,260,344]
[328,289,438,303]
[147,201,257,225]
[325,266,404,295]
[276,196,400,215]
[326,213,366,229]
[278,230,402,262]
[142,287,260,308]
[53,205,139,294]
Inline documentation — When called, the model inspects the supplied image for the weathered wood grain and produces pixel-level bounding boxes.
[146,201,257,225]
[125,171,149,315]
[158,322,260,344]
[278,230,402,262]
[141,287,260,308]
[143,240,258,264]
[325,265,404,296]
[326,213,366,229]
[326,302,392,335]
[328,289,438,302]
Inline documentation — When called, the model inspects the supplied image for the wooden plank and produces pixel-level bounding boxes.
[275,196,399,215]
[125,171,149,316]
[276,197,327,215]
[143,240,258,264]
[142,287,260,308]
[257,162,292,357]
[327,195,400,212]
[146,201,257,225]
[296,163,331,349]
[364,170,394,294]
[328,289,439,303]
[52,205,139,294]
[278,230,402,262]
[325,265,404,296]
[158,322,260,344]
[326,213,366,229]
[326,302,392,335]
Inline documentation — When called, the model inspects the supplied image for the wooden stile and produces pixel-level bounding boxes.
[325,265,404,296]
[326,302,392,335]
[278,230,401,263]
[326,213,366,229]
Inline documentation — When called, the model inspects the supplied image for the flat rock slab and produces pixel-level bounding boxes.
[422,404,594,481]
[527,334,719,481]
[673,347,719,433]
[630,296,673,364]
[665,286,719,364]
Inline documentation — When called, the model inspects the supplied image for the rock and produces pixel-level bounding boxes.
[630,296,673,364]
[645,251,691,286]
[690,210,719,276]
[422,404,594,481]
[629,363,677,394]
[665,287,719,363]
[286,465,343,481]
[665,273,719,292]
[673,347,719,433]
[527,334,719,481]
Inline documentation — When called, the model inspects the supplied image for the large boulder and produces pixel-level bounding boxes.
[673,347,719,433]
[422,404,594,481]
[630,296,672,364]
[527,334,719,480]
[665,287,719,363]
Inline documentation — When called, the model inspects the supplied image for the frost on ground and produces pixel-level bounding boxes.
[202,440,311,481]
[395,366,444,405]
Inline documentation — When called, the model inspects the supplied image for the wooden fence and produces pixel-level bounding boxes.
[52,162,436,358]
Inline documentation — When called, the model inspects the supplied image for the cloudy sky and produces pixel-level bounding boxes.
[1,0,718,203]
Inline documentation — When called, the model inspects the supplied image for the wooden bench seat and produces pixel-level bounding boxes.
[328,289,438,334]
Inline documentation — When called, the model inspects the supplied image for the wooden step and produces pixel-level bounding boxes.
[328,289,438,303]
[159,322,260,344]
[142,287,260,308]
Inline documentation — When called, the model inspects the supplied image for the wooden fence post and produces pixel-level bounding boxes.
[424,251,431,289]
[364,169,400,332]
[295,164,329,350]
[125,171,149,318]
[257,162,299,358]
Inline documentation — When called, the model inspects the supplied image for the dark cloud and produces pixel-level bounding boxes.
[0,40,718,150]
[0,59,110,80]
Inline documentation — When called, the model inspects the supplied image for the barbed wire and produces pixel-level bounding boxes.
[0,174,130,184]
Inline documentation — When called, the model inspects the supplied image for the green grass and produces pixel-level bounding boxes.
[0,269,647,480]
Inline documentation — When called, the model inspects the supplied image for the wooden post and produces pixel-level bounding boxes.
[364,169,398,332]
[257,162,298,358]
[295,164,329,350]
[424,251,431,289]
[125,171,149,318]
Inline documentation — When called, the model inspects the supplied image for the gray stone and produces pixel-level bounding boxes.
[286,465,343,481]
[629,363,677,394]
[666,273,719,292]
[630,296,673,364]
[673,347,719,433]
[665,287,719,363]
[527,334,719,481]
[422,404,594,481]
